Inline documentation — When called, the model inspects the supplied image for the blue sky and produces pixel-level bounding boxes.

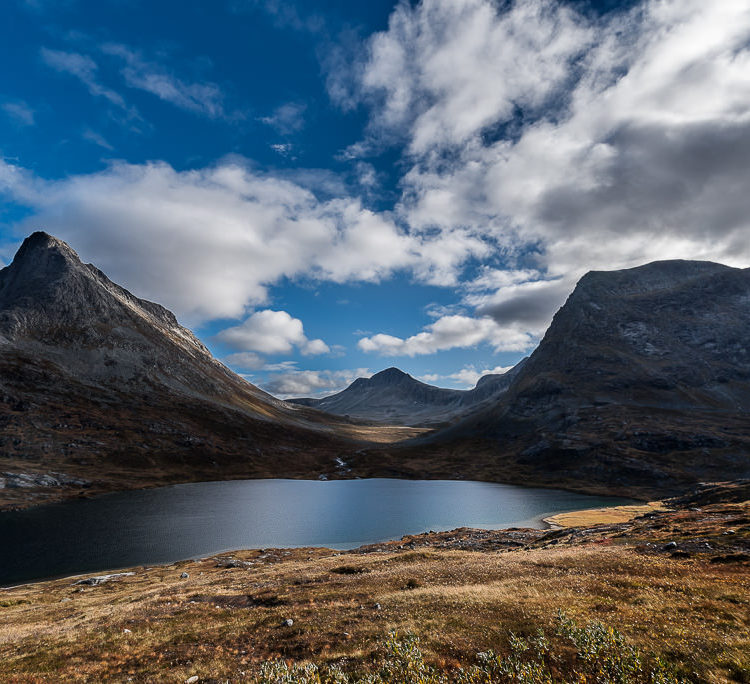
[1,0,749,397]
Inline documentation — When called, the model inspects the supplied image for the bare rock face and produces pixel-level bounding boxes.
[288,362,526,427]
[0,232,273,399]
[0,233,358,497]
[379,260,750,496]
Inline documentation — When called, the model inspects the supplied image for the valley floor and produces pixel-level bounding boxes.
[0,494,748,682]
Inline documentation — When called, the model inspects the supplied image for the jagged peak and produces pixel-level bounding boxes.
[13,231,81,266]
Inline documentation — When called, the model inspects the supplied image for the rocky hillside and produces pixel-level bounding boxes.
[289,363,525,427]
[361,260,750,496]
[0,233,406,508]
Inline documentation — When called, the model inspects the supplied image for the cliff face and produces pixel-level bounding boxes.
[367,261,750,496]
[0,233,370,502]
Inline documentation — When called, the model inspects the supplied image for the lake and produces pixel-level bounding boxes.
[0,478,633,586]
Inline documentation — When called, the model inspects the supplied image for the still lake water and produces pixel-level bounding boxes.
[0,478,633,585]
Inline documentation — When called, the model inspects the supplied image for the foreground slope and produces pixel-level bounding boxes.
[289,364,525,427]
[0,233,416,509]
[360,261,750,496]
[1,485,747,682]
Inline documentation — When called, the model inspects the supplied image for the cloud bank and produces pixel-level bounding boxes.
[0,159,421,324]
[5,0,750,369]
[344,0,750,347]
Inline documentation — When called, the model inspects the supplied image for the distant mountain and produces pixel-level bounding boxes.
[0,232,396,506]
[355,260,750,496]
[289,363,526,427]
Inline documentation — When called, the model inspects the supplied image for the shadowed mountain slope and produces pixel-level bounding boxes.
[356,260,750,497]
[0,233,416,507]
[289,363,526,427]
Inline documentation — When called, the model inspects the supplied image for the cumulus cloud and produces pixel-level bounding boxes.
[422,364,515,388]
[359,0,592,154]
[0,158,427,324]
[216,309,329,356]
[446,364,515,388]
[465,275,575,334]
[262,368,371,399]
[345,0,750,337]
[222,351,266,370]
[12,0,750,363]
[358,314,533,356]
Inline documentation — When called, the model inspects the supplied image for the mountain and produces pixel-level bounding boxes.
[289,363,526,427]
[3,239,748,504]
[0,232,412,508]
[354,260,750,497]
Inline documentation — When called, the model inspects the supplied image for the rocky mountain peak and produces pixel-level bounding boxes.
[369,367,411,385]
[14,230,78,260]
[0,231,84,303]
[0,232,205,361]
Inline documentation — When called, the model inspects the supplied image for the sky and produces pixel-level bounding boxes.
[1,0,749,398]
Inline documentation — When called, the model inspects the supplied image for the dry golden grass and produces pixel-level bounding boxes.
[544,501,668,528]
[0,503,748,683]
[336,424,431,443]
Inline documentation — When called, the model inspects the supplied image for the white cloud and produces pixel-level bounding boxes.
[40,48,128,111]
[260,102,306,134]
[346,0,750,336]
[0,158,430,325]
[445,364,515,388]
[1,101,35,126]
[420,364,514,388]
[262,368,370,399]
[222,351,266,370]
[270,143,293,157]
[358,314,533,356]
[302,338,330,355]
[216,309,329,356]
[360,0,592,155]
[82,129,114,151]
[224,353,299,372]
[101,44,226,119]
[11,0,750,359]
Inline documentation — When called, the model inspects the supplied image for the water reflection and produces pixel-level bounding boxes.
[0,479,632,585]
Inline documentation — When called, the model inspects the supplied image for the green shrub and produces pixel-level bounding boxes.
[252,616,688,683]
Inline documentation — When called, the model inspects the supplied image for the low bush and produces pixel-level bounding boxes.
[254,613,687,683]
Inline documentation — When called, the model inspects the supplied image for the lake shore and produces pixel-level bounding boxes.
[0,478,633,587]
[543,500,668,528]
[1,495,747,682]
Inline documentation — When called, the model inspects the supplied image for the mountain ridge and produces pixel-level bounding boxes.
[288,362,526,427]
[0,232,422,510]
[2,237,749,505]
[350,259,750,496]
